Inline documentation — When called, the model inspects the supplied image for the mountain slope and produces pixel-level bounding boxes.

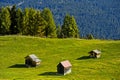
[0,0,120,39]
[0,36,120,79]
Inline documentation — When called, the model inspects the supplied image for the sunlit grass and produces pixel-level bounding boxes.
[0,35,120,80]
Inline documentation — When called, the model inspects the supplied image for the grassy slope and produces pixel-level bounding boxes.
[0,36,120,80]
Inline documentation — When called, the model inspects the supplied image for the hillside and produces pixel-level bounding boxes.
[0,36,120,80]
[0,0,120,39]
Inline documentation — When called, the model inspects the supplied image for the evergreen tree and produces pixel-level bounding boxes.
[23,8,36,35]
[57,24,61,38]
[0,12,1,34]
[27,8,37,36]
[23,8,47,36]
[86,34,94,39]
[0,7,11,35]
[61,14,79,38]
[41,8,57,38]
[71,16,79,38]
[22,8,29,35]
[34,11,47,37]
[9,5,18,34]
[61,14,71,38]
[23,8,37,36]
[16,8,23,34]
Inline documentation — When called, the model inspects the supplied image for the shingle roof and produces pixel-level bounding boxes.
[89,49,101,54]
[28,54,41,62]
[60,60,72,68]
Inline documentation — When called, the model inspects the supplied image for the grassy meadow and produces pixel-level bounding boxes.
[0,36,120,80]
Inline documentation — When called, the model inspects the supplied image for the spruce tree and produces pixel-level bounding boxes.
[0,11,2,34]
[22,8,29,35]
[41,8,57,38]
[16,8,23,34]
[27,8,37,36]
[9,5,18,34]
[0,7,11,35]
[71,16,79,38]
[61,14,79,38]
[86,34,94,39]
[34,11,47,37]
[23,8,36,35]
[61,14,71,38]
[57,24,61,38]
[23,8,47,37]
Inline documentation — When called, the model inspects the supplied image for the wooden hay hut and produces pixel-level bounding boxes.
[57,60,72,75]
[25,54,41,67]
[88,49,101,58]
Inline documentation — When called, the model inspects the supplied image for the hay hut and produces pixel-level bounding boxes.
[57,60,72,75]
[88,49,101,58]
[25,54,41,67]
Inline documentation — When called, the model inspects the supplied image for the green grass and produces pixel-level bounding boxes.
[0,35,120,80]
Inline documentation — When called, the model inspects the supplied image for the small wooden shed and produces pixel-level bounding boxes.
[88,49,101,58]
[57,60,72,75]
[25,54,41,67]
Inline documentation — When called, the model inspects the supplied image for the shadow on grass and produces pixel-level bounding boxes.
[8,64,26,68]
[39,72,62,76]
[76,56,90,60]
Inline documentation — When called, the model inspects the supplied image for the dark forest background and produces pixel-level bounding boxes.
[0,0,120,39]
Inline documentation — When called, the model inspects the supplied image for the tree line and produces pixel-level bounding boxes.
[0,5,80,38]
